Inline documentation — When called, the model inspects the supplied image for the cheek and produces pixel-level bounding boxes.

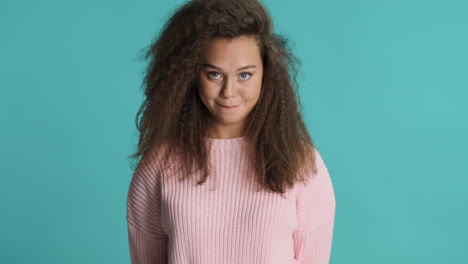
[199,85,217,99]
[246,78,262,100]
[197,78,212,98]
[198,85,221,104]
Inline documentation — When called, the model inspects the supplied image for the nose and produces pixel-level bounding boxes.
[221,76,236,98]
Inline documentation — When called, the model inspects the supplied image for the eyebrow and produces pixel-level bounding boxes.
[203,63,257,71]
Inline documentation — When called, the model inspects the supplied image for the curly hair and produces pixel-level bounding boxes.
[128,0,318,195]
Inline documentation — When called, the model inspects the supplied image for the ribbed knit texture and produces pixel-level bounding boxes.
[126,136,336,264]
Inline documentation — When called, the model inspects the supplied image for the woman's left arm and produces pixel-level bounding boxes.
[292,148,337,264]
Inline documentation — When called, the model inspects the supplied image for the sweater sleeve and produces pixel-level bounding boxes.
[126,158,168,264]
[293,148,336,264]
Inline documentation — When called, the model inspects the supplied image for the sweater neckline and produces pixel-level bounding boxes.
[204,136,246,149]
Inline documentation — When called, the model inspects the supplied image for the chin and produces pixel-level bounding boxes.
[216,117,239,124]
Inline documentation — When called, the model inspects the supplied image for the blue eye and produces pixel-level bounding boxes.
[240,72,253,79]
[208,72,220,78]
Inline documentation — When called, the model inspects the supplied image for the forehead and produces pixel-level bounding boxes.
[202,36,262,65]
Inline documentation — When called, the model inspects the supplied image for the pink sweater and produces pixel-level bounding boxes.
[126,136,336,264]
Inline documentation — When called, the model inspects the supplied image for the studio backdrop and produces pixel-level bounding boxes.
[1,0,467,263]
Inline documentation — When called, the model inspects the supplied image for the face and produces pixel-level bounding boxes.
[197,35,264,139]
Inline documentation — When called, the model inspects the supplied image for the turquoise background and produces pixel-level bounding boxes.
[1,0,467,263]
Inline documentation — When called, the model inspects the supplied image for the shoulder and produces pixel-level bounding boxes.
[306,147,335,201]
[298,146,332,188]
[130,143,172,189]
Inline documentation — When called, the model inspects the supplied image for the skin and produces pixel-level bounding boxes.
[197,35,264,139]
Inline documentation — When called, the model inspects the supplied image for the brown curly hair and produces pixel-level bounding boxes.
[128,0,318,195]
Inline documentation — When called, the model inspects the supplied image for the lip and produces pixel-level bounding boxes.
[218,103,240,109]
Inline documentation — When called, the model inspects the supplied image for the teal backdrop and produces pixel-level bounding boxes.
[1,0,467,263]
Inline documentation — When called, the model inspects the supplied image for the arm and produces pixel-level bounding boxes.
[293,148,337,264]
[126,158,168,264]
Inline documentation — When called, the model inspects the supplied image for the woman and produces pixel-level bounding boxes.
[126,0,336,263]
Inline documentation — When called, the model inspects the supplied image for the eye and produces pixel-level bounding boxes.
[240,72,253,80]
[208,72,221,79]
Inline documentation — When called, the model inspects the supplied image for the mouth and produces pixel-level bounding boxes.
[217,103,240,109]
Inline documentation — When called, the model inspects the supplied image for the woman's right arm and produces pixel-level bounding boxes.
[126,160,168,264]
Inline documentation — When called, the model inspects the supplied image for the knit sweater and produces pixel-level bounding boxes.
[126,136,336,264]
